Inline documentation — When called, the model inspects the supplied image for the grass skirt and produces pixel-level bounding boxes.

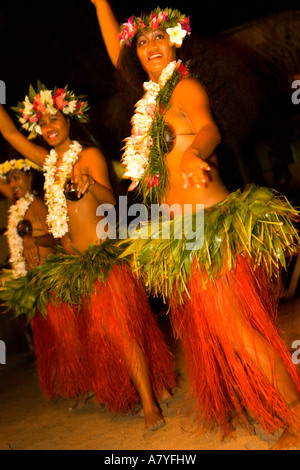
[0,241,176,410]
[31,302,92,399]
[119,185,300,433]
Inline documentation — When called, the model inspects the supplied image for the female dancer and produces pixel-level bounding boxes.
[91,1,300,449]
[0,158,89,402]
[0,83,176,430]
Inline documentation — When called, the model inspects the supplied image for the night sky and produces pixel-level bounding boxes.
[1,0,299,103]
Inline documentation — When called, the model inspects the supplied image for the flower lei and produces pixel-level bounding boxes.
[6,192,35,278]
[43,141,82,238]
[12,81,90,139]
[119,7,191,47]
[122,60,190,206]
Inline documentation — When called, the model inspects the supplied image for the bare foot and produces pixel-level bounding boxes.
[270,428,300,450]
[139,389,173,418]
[160,388,173,406]
[69,392,96,411]
[270,402,300,450]
[144,408,166,432]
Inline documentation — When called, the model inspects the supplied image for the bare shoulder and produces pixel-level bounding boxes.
[174,77,210,102]
[75,145,112,187]
[80,146,105,158]
[77,146,107,166]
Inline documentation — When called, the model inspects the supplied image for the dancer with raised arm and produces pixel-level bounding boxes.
[91,1,300,449]
[0,83,176,431]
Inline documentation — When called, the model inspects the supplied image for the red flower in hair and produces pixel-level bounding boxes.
[53,88,68,111]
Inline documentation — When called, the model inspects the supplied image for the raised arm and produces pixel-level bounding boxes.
[91,0,121,67]
[0,105,48,167]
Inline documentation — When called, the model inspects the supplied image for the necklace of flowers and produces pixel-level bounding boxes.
[6,192,35,278]
[43,140,82,238]
[122,60,190,206]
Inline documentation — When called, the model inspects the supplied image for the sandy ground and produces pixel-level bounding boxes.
[0,298,299,451]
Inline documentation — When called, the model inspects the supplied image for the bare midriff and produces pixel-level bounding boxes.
[165,131,229,215]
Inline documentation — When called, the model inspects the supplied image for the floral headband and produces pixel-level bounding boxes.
[119,7,191,48]
[11,81,90,139]
[0,158,42,179]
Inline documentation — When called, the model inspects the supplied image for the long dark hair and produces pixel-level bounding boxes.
[115,33,193,110]
[115,28,266,145]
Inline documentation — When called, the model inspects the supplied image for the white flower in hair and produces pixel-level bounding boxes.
[166,23,187,46]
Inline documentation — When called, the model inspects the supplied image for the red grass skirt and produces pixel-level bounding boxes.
[31,300,92,399]
[80,263,176,413]
[170,255,300,435]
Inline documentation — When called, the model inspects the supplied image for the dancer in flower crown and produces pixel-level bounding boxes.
[91,1,300,449]
[0,158,52,277]
[0,84,176,430]
[0,158,89,402]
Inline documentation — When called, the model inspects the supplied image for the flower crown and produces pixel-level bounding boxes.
[0,158,42,179]
[119,7,191,48]
[11,81,90,139]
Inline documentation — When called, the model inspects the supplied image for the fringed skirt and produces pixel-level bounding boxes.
[0,241,176,410]
[80,263,176,413]
[31,302,91,399]
[120,184,300,434]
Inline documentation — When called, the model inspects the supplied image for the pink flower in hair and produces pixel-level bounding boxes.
[33,94,46,115]
[53,88,68,111]
[149,13,159,30]
[178,17,191,32]
[158,11,168,24]
[29,114,40,123]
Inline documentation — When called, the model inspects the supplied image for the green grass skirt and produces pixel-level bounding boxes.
[0,239,123,321]
[119,184,300,303]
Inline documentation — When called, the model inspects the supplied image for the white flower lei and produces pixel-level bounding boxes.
[6,192,35,278]
[122,60,180,189]
[43,140,82,238]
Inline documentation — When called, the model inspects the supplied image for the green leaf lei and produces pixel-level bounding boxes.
[138,62,190,207]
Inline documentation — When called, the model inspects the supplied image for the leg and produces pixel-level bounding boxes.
[123,341,166,431]
[170,256,300,440]
[233,317,300,450]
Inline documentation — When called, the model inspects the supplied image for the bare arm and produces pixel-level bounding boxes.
[178,79,221,160]
[23,198,57,267]
[175,79,221,186]
[91,0,121,67]
[73,147,116,206]
[0,104,48,167]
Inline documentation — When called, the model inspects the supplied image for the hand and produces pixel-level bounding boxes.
[23,235,39,268]
[71,173,95,198]
[180,151,211,189]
